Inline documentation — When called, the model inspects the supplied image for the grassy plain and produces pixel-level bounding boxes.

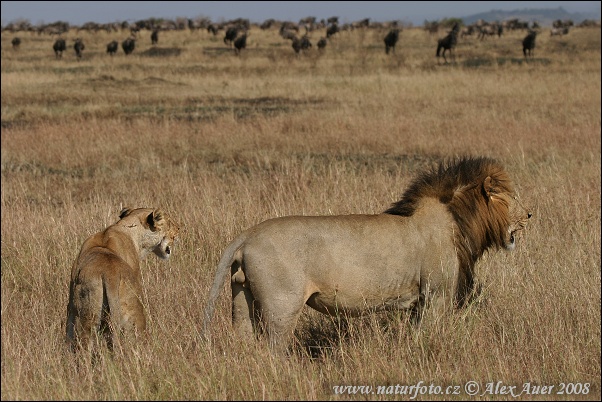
[1,25,600,400]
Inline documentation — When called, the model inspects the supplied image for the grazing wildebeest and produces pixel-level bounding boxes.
[280,29,297,41]
[260,19,275,30]
[424,20,439,35]
[53,38,66,59]
[384,29,400,54]
[292,35,312,54]
[552,19,569,29]
[106,40,118,55]
[73,38,85,60]
[460,25,474,39]
[122,36,136,55]
[151,29,159,45]
[317,37,327,50]
[234,33,247,54]
[550,27,569,36]
[11,37,21,50]
[224,26,239,46]
[207,24,220,36]
[326,23,339,38]
[522,30,537,58]
[436,23,460,63]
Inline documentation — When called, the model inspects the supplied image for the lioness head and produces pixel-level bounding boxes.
[119,207,179,259]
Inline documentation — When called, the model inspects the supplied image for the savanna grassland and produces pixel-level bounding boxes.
[1,24,600,400]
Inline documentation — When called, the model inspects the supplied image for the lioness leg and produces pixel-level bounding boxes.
[72,279,104,351]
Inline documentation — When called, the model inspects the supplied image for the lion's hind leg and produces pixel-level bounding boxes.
[255,290,306,355]
[262,303,305,355]
[231,263,257,339]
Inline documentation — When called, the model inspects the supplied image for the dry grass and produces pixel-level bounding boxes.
[1,25,600,400]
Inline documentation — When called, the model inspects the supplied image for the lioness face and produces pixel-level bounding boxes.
[152,217,179,259]
[505,195,532,250]
[122,207,179,260]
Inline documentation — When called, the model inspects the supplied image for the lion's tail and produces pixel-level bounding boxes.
[201,232,249,340]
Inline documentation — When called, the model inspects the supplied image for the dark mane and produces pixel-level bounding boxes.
[385,156,515,285]
[384,156,512,217]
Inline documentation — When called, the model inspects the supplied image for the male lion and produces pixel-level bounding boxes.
[202,157,531,353]
[65,207,179,352]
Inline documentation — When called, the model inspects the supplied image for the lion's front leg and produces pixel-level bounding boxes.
[413,279,455,325]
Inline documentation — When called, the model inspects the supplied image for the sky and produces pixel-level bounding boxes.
[1,1,600,27]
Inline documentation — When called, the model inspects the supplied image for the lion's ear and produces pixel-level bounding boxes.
[147,208,165,231]
[483,176,496,197]
[119,207,132,219]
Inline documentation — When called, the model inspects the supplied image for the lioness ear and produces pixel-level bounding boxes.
[119,207,132,219]
[483,176,495,197]
[147,208,165,231]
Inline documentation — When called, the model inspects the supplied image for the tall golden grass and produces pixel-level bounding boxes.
[1,25,600,400]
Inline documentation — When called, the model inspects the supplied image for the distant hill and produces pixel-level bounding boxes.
[461,7,601,26]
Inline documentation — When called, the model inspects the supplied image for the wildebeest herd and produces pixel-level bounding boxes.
[4,15,590,62]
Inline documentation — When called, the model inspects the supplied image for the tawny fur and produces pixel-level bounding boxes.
[202,157,531,353]
[65,207,178,352]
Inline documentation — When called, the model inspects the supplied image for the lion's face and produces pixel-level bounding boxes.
[504,195,532,250]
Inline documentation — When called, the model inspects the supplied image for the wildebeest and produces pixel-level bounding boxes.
[73,38,85,60]
[476,23,502,40]
[207,23,220,35]
[224,26,239,46]
[550,27,569,36]
[53,38,66,59]
[280,28,297,41]
[122,36,136,55]
[234,32,247,54]
[292,35,312,54]
[106,40,118,55]
[260,19,276,30]
[522,30,537,58]
[424,20,439,35]
[384,29,400,54]
[151,29,159,45]
[436,23,460,63]
[11,37,21,50]
[553,19,573,29]
[317,37,327,50]
[326,23,339,38]
[460,25,474,39]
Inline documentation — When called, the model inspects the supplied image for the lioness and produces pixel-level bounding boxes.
[66,207,178,352]
[202,157,531,353]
